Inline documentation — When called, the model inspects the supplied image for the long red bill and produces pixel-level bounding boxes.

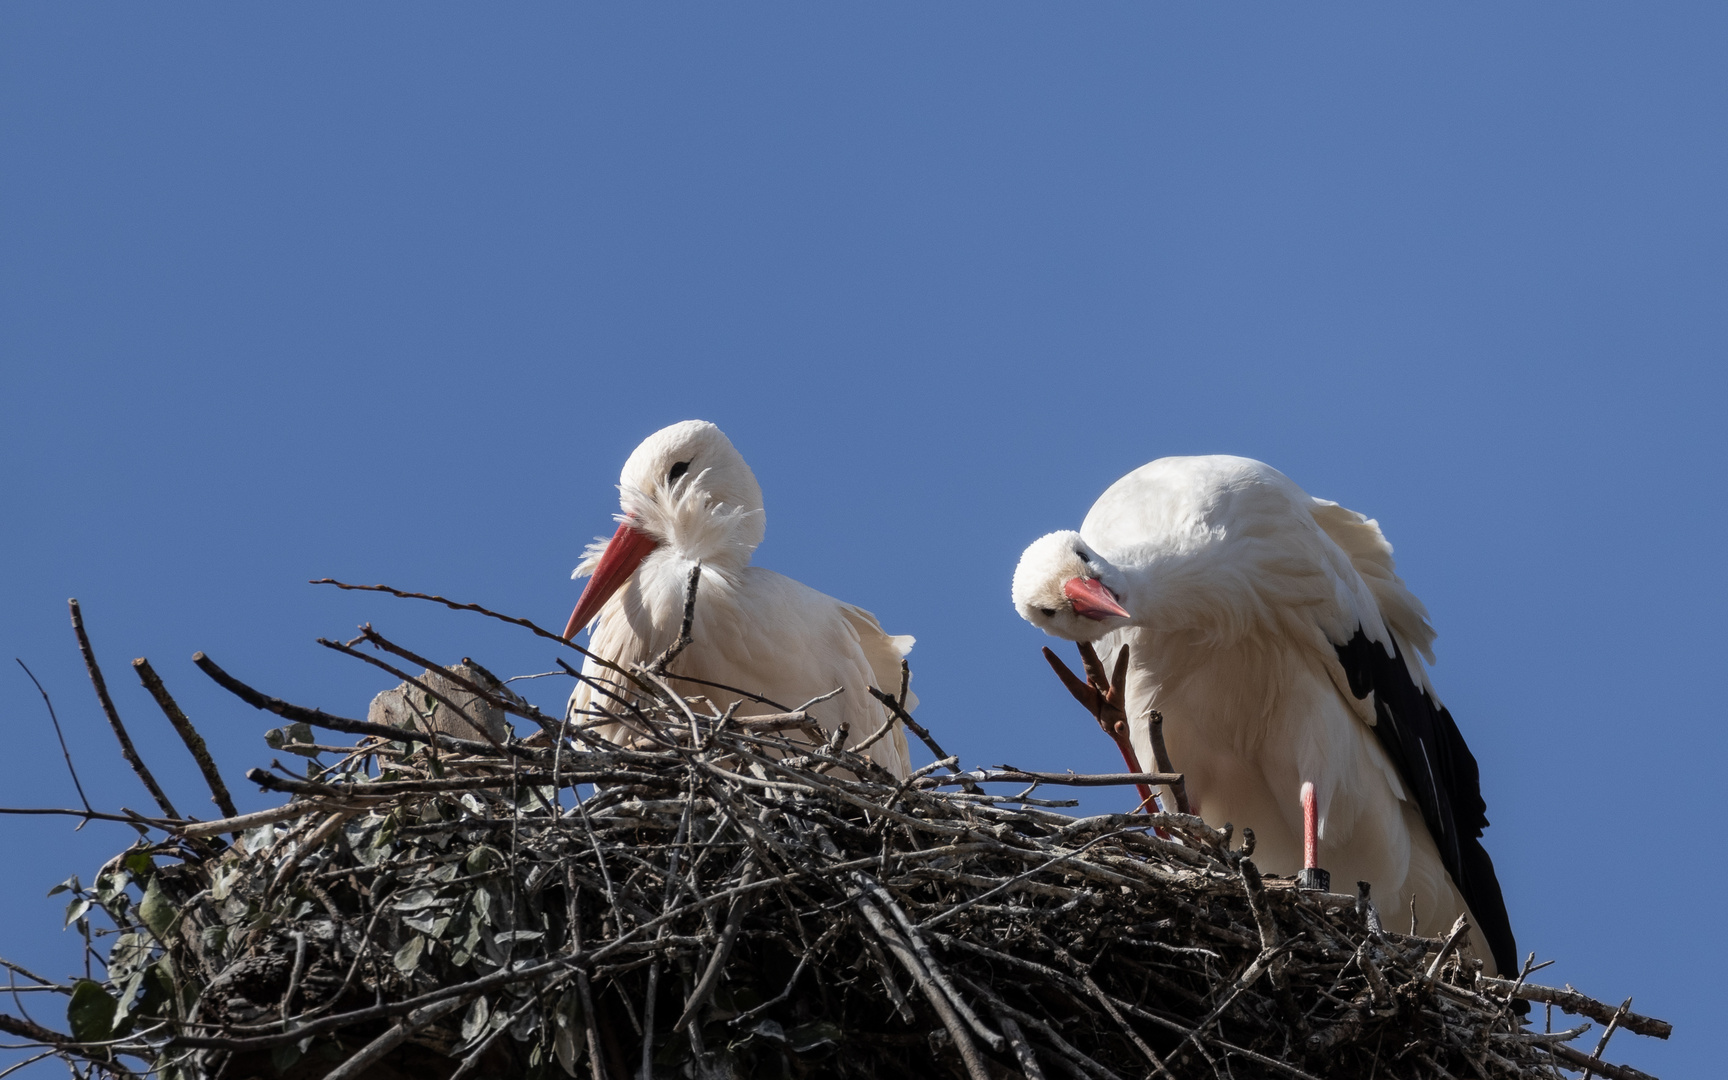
[1063,576,1131,621]
[563,523,660,639]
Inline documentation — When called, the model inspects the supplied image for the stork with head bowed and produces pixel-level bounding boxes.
[563,420,913,778]
[1013,455,1518,976]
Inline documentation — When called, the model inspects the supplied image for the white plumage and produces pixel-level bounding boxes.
[564,420,914,779]
[1013,455,1515,975]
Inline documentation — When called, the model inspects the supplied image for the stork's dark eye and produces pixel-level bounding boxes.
[1038,607,1057,617]
[668,461,690,483]
[1076,549,1092,563]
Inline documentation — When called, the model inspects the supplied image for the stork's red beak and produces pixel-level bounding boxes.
[1063,576,1131,621]
[563,522,660,639]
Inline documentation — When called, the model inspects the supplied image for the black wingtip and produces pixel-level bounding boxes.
[1333,627,1518,981]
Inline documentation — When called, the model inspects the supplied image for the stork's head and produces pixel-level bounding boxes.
[1011,531,1132,642]
[564,420,765,639]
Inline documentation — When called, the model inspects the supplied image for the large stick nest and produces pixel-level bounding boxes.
[0,585,1668,1080]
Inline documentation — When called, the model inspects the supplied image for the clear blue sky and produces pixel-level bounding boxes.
[3,6,1722,1075]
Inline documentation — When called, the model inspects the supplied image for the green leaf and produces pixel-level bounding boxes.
[393,888,439,912]
[786,1020,843,1053]
[135,962,174,1021]
[737,1018,786,1048]
[201,925,228,954]
[46,875,80,898]
[465,846,494,875]
[112,969,146,1031]
[66,979,117,1043]
[393,935,425,974]
[554,1021,579,1076]
[139,876,176,941]
[461,996,491,1043]
[653,1027,691,1066]
[123,851,153,876]
[341,815,377,846]
[62,896,92,928]
[559,985,584,1028]
[95,870,130,904]
[270,1042,302,1073]
[210,866,236,902]
[107,934,148,981]
[265,722,317,755]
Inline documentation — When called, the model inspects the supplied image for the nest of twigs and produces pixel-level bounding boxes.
[0,586,1669,1080]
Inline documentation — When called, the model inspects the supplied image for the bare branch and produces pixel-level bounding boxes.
[132,658,238,819]
[68,600,179,819]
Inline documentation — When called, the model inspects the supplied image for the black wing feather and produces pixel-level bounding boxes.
[1334,629,1518,979]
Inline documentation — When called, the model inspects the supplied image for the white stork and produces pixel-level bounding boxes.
[562,420,914,778]
[1012,455,1517,976]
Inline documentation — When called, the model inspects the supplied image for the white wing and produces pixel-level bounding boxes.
[570,561,913,778]
[838,603,915,777]
[1308,498,1438,696]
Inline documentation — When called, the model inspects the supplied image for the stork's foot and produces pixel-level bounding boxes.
[1040,643,1131,739]
[1043,643,1157,813]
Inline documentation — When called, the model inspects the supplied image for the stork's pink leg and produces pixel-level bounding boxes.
[1108,726,1171,838]
[1298,781,1329,891]
[1111,726,1157,812]
[1301,781,1318,869]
